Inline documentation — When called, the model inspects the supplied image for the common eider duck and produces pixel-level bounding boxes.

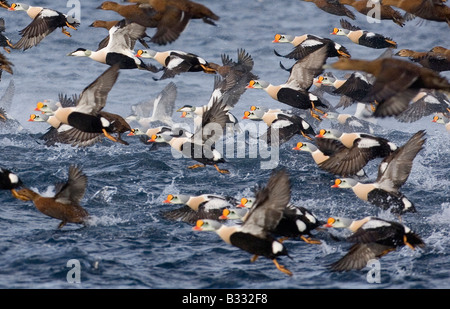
[50,65,131,145]
[161,193,239,224]
[301,0,356,19]
[68,19,159,72]
[332,19,397,49]
[338,0,405,26]
[381,0,450,26]
[331,130,426,215]
[396,48,450,72]
[193,169,293,276]
[136,49,217,80]
[273,33,351,60]
[325,216,425,271]
[328,57,450,117]
[13,165,90,229]
[105,0,219,45]
[8,3,80,51]
[89,19,150,50]
[246,46,329,121]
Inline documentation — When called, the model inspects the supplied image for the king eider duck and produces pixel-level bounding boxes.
[148,98,230,174]
[13,165,90,229]
[136,49,218,80]
[0,167,23,198]
[246,46,329,121]
[222,200,323,244]
[102,0,219,45]
[8,3,80,51]
[331,19,397,49]
[193,169,293,276]
[242,107,315,144]
[68,19,159,72]
[161,193,239,224]
[325,216,425,271]
[331,130,426,215]
[273,33,351,60]
[327,57,450,118]
[432,112,450,131]
[292,140,367,177]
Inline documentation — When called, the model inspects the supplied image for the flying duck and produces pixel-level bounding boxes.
[395,48,450,72]
[12,165,90,229]
[301,0,356,19]
[273,33,351,60]
[50,65,131,145]
[331,130,426,215]
[222,201,323,244]
[323,108,377,134]
[395,90,450,123]
[325,216,425,271]
[0,167,23,198]
[293,139,368,177]
[193,169,293,276]
[0,18,12,53]
[8,3,80,51]
[332,19,397,49]
[148,98,230,174]
[126,81,176,129]
[103,0,219,45]
[161,193,238,224]
[317,71,374,109]
[338,0,405,26]
[380,0,450,26]
[327,57,450,117]
[246,46,329,121]
[68,20,159,72]
[136,49,217,80]
[89,19,150,51]
[243,107,315,144]
[316,128,397,157]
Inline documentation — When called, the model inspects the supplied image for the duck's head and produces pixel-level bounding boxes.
[35,100,59,114]
[322,112,339,120]
[331,178,357,188]
[273,34,295,43]
[177,105,196,113]
[324,217,353,228]
[127,128,143,136]
[192,219,222,231]
[242,110,264,120]
[219,208,247,220]
[317,75,336,86]
[8,3,29,11]
[181,111,194,118]
[97,1,118,10]
[147,133,171,143]
[395,49,414,57]
[163,194,190,204]
[237,197,254,208]
[136,49,157,59]
[246,79,269,89]
[331,28,349,36]
[28,114,49,122]
[315,128,341,139]
[432,115,445,124]
[292,141,316,152]
[67,48,91,57]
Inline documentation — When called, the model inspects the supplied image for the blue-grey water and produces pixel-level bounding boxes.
[0,0,449,290]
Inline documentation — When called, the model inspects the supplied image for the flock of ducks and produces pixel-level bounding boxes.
[0,0,449,277]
